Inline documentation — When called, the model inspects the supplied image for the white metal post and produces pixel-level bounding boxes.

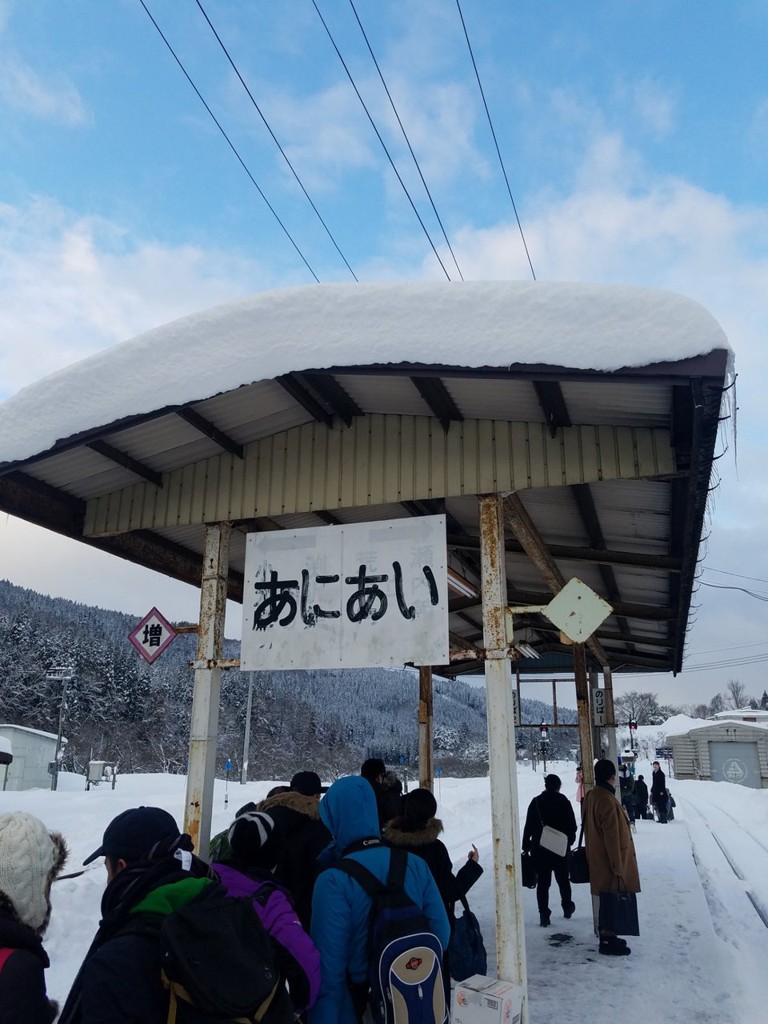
[184,522,230,859]
[479,495,527,1015]
[418,665,434,791]
[603,665,619,766]
[241,671,254,785]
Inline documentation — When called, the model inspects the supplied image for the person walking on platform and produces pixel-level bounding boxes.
[522,774,577,927]
[651,761,669,823]
[634,774,650,819]
[583,759,641,956]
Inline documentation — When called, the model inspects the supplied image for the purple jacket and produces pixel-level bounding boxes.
[213,862,320,1012]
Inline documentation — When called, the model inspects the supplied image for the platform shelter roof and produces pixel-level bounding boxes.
[0,281,732,678]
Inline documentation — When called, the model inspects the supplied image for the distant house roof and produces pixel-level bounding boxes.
[0,281,732,680]
[0,724,61,742]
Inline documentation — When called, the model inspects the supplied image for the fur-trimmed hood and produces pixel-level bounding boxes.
[383,817,444,847]
[258,789,323,820]
[0,813,68,935]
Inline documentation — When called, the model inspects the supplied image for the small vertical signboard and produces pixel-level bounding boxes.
[241,515,449,670]
[591,687,607,727]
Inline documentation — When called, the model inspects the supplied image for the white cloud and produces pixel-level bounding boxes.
[0,52,88,125]
[0,198,279,398]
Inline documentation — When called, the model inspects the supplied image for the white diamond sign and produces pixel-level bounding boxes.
[545,578,612,644]
[129,607,177,664]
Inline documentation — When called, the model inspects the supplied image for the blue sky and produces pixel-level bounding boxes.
[1,0,767,705]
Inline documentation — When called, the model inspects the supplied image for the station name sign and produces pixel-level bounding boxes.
[241,515,449,670]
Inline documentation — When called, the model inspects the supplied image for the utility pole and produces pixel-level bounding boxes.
[47,666,74,792]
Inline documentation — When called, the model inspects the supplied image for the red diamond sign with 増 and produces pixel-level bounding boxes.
[128,607,177,664]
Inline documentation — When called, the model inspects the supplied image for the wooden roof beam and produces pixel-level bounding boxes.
[503,491,611,669]
[300,373,363,427]
[446,532,683,572]
[276,373,333,427]
[85,439,163,488]
[533,380,572,438]
[176,407,244,459]
[410,376,463,433]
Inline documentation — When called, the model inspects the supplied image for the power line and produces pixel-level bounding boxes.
[137,0,320,282]
[348,0,464,280]
[312,0,452,281]
[194,0,357,281]
[455,0,536,280]
[702,566,768,586]
[699,581,768,602]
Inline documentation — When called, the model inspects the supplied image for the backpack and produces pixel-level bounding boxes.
[132,883,291,1024]
[332,848,447,1024]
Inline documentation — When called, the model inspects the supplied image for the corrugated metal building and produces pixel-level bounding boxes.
[0,725,60,791]
[667,721,768,788]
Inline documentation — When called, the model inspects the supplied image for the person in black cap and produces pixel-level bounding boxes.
[254,771,331,928]
[58,806,215,1024]
[522,774,578,927]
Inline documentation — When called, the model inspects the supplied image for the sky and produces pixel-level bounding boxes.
[4,760,768,1023]
[1,0,767,707]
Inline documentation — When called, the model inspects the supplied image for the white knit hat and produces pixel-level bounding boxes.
[0,811,64,933]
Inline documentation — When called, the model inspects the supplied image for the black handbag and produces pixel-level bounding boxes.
[598,888,640,936]
[521,849,538,889]
[569,824,590,884]
[448,895,488,981]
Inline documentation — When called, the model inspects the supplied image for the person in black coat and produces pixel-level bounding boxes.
[58,806,217,1024]
[255,771,332,929]
[634,774,650,818]
[651,761,668,823]
[0,812,68,1024]
[522,774,578,927]
[383,787,482,1004]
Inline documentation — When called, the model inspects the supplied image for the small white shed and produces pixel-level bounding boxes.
[0,725,62,791]
[667,721,768,788]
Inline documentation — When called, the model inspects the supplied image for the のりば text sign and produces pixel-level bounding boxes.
[241,515,449,670]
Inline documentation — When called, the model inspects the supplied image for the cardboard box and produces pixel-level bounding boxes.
[452,975,524,1024]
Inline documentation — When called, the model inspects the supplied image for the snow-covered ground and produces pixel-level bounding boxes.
[2,760,766,1023]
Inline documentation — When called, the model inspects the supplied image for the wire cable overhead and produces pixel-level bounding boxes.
[138,0,320,282]
[194,0,357,281]
[348,0,464,280]
[312,0,453,281]
[455,0,536,280]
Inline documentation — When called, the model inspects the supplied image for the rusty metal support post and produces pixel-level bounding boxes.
[418,665,434,790]
[573,643,595,793]
[602,665,618,765]
[479,495,527,1014]
[184,522,230,860]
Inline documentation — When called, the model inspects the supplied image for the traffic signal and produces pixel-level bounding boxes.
[539,723,549,741]
[629,719,638,732]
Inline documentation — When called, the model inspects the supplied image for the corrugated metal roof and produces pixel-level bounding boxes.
[0,295,730,680]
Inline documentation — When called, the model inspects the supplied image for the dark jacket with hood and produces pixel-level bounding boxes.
[522,790,578,859]
[0,906,57,1024]
[256,789,331,929]
[382,816,482,927]
[309,776,450,1024]
[58,851,217,1024]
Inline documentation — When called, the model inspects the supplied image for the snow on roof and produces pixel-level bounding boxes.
[0,281,731,465]
[0,724,62,742]
[667,719,768,739]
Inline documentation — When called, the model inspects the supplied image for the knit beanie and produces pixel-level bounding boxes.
[228,811,277,870]
[0,811,67,934]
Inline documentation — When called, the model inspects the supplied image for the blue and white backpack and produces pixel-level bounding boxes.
[332,848,447,1024]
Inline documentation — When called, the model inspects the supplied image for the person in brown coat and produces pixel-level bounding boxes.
[582,758,641,956]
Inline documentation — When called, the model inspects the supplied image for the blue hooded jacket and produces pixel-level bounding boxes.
[309,776,450,1024]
